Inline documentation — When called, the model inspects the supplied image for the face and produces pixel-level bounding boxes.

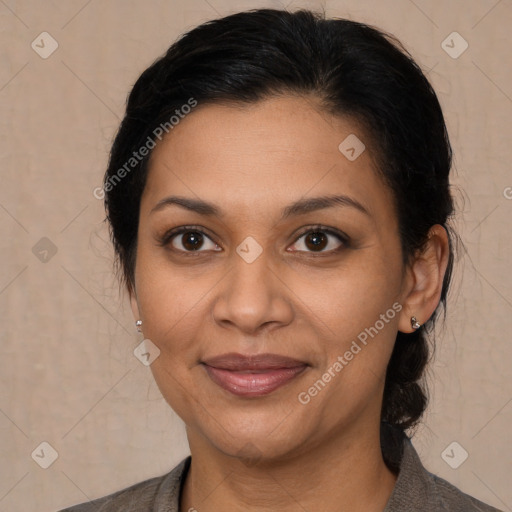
[131,95,410,462]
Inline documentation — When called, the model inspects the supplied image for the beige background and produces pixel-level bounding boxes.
[1,0,511,510]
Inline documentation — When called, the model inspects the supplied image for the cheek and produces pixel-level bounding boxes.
[135,262,206,418]
[290,254,402,339]
[135,238,206,308]
[134,255,204,359]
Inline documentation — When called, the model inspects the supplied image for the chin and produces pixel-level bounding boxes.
[190,403,316,464]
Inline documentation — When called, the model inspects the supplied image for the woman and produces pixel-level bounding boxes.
[60,8,503,512]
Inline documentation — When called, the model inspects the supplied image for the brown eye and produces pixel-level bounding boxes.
[289,227,347,254]
[179,231,205,251]
[304,231,328,251]
[162,227,221,253]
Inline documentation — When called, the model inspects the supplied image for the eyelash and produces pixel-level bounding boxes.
[157,224,350,256]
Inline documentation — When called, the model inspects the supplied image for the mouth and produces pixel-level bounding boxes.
[201,353,308,397]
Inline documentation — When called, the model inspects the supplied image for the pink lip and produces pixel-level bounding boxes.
[202,353,308,397]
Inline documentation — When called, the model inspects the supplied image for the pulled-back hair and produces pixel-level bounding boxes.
[103,8,455,432]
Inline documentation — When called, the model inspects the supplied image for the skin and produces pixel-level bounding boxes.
[129,95,450,511]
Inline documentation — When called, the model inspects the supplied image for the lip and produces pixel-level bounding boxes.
[202,353,308,397]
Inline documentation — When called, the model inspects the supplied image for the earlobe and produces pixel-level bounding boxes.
[398,224,450,333]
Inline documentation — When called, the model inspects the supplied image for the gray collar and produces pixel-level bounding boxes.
[382,431,444,511]
[150,426,499,512]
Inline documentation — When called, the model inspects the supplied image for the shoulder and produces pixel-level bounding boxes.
[430,472,504,512]
[58,474,165,512]
[58,456,190,512]
[381,423,504,512]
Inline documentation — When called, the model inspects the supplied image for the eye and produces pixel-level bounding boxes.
[159,224,348,255]
[161,226,221,253]
[288,226,348,254]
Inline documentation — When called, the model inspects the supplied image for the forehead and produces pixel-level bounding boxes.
[142,95,395,224]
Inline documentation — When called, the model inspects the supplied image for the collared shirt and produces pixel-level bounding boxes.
[59,426,503,512]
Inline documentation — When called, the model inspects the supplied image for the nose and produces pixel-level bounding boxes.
[212,248,294,335]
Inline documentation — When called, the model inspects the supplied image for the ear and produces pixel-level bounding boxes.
[129,284,141,322]
[398,224,450,333]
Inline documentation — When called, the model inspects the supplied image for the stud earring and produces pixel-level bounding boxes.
[135,320,143,332]
[410,316,421,330]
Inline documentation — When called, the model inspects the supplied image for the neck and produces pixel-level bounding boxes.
[180,422,398,512]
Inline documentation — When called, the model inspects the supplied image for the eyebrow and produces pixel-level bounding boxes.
[150,194,371,219]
